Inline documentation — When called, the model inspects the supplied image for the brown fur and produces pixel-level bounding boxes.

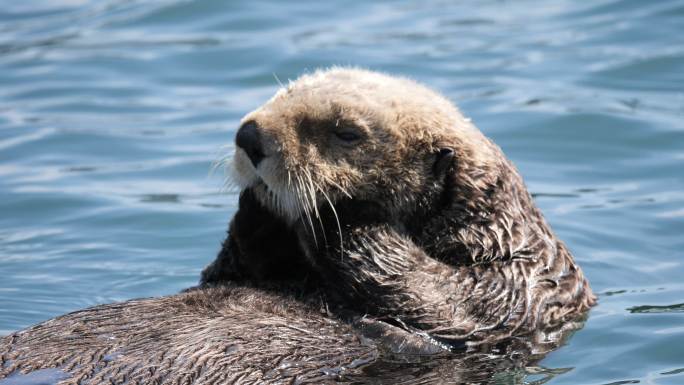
[0,286,376,384]
[0,284,578,384]
[210,67,596,344]
[0,286,563,384]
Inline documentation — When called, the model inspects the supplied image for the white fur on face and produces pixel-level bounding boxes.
[230,148,259,189]
[231,148,303,223]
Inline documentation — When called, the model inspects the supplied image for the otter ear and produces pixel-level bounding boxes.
[433,147,454,176]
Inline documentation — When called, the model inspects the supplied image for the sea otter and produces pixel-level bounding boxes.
[0,68,595,384]
[202,67,596,344]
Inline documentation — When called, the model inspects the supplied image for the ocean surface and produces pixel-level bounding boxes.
[1,0,683,383]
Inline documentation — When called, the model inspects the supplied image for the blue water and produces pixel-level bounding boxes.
[1,0,683,383]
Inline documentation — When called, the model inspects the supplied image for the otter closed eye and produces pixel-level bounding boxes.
[333,130,362,142]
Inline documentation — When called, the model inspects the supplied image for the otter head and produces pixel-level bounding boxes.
[230,68,499,224]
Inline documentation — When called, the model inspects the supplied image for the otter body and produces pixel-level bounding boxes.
[0,286,555,384]
[204,68,595,344]
[0,287,377,384]
[1,68,594,384]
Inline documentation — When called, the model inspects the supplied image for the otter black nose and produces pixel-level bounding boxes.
[236,121,264,168]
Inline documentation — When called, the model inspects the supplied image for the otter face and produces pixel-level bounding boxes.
[229,68,487,223]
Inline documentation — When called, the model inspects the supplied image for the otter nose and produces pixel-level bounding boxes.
[235,121,264,168]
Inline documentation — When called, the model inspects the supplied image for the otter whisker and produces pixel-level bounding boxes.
[320,188,344,259]
[284,171,306,224]
[303,169,321,219]
[264,168,303,223]
[219,177,239,194]
[296,173,318,247]
[210,144,232,171]
[304,169,328,247]
[312,179,331,246]
[211,151,241,194]
[326,178,352,199]
[272,72,285,90]
[293,176,311,231]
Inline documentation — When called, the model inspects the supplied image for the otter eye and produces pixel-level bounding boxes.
[334,131,361,142]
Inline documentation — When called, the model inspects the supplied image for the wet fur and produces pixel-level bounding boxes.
[205,68,596,344]
[0,287,377,384]
[0,285,564,384]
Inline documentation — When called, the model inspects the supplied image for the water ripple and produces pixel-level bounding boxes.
[628,303,684,314]
[1,1,683,384]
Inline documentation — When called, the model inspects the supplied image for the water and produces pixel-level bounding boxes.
[0,0,683,383]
